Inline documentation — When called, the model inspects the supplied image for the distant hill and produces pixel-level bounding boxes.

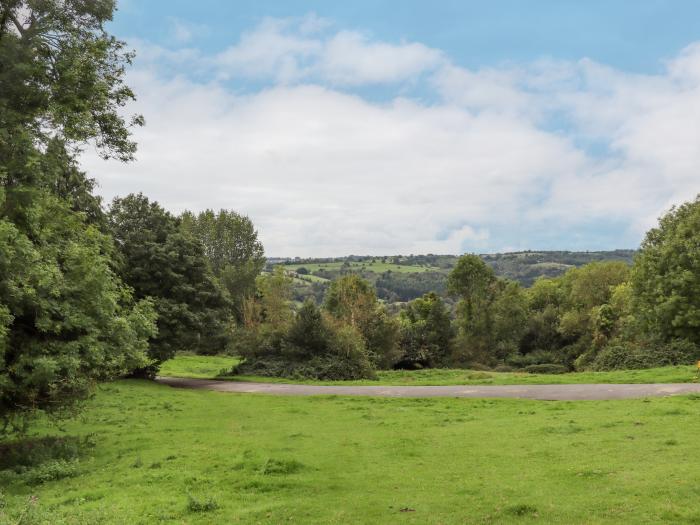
[273,250,637,303]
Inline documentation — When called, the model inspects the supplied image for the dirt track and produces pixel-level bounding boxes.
[156,376,700,401]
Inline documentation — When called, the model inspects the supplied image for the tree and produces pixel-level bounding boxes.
[0,0,142,163]
[447,254,496,325]
[324,275,399,367]
[0,190,156,432]
[257,267,293,329]
[490,280,529,360]
[108,194,231,371]
[324,275,378,331]
[632,196,700,345]
[0,1,154,431]
[448,255,498,364]
[181,209,265,320]
[397,292,453,368]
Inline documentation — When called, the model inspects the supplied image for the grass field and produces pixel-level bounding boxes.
[159,354,699,386]
[2,380,700,524]
[283,260,442,274]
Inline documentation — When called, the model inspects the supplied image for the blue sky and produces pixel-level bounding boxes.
[113,0,700,73]
[88,1,700,256]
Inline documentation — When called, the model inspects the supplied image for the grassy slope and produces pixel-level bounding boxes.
[159,354,700,385]
[2,380,700,524]
[284,261,442,274]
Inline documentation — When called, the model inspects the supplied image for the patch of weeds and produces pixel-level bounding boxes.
[575,469,611,479]
[661,409,688,416]
[466,372,492,380]
[237,479,293,493]
[0,435,95,471]
[186,494,219,513]
[541,424,585,434]
[664,439,679,446]
[131,457,143,468]
[260,458,305,475]
[149,462,162,469]
[165,455,177,461]
[505,503,538,517]
[60,492,104,506]
[23,459,80,485]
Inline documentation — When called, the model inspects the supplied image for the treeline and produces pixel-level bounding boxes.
[0,2,266,432]
[234,200,700,380]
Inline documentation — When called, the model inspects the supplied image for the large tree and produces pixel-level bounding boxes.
[397,292,453,368]
[632,196,700,345]
[0,0,153,432]
[108,194,231,370]
[324,275,399,367]
[180,209,265,320]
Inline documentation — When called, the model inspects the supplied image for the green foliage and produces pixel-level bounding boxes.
[108,194,230,371]
[0,0,142,162]
[256,267,293,329]
[186,494,219,513]
[590,339,700,371]
[324,275,399,368]
[181,209,265,320]
[236,300,376,380]
[0,191,156,431]
[397,292,453,368]
[22,459,80,485]
[632,195,700,345]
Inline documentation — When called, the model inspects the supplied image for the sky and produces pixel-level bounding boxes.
[83,1,700,256]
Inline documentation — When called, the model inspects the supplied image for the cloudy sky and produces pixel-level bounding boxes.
[87,0,700,256]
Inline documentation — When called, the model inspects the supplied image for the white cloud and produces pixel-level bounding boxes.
[167,18,209,44]
[87,17,700,256]
[212,15,443,86]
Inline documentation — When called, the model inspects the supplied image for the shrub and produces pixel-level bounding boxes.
[23,459,80,485]
[524,364,568,374]
[186,494,219,513]
[235,301,377,380]
[590,339,700,371]
[260,458,305,475]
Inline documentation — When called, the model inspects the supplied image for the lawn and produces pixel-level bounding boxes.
[2,380,700,523]
[159,354,699,386]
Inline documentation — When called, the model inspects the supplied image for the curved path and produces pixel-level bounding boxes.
[156,376,700,401]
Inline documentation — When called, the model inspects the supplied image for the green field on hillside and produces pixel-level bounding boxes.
[284,260,442,274]
[2,380,700,524]
[159,354,699,386]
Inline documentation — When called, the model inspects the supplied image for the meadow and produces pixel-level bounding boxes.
[160,354,699,386]
[2,380,700,524]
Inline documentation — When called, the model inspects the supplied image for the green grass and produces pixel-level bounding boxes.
[2,380,700,523]
[159,354,699,386]
[158,354,240,379]
[283,260,442,274]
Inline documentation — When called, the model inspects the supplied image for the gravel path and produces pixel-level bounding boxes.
[156,376,700,401]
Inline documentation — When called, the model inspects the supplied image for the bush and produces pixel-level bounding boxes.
[590,339,700,371]
[523,364,568,374]
[23,459,79,485]
[235,301,377,380]
[235,353,376,381]
[186,494,219,513]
